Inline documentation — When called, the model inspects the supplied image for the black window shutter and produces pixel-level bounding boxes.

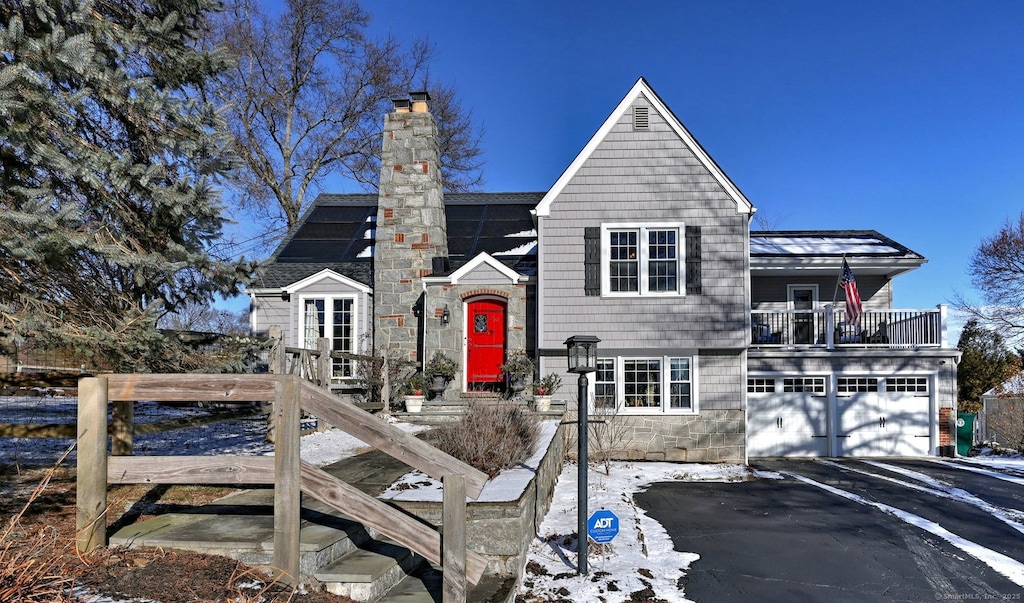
[584,227,600,296]
[685,225,701,295]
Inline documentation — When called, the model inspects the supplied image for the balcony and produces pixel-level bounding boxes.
[750,304,949,350]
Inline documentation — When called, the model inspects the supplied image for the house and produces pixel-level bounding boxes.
[248,78,961,462]
[979,374,1024,451]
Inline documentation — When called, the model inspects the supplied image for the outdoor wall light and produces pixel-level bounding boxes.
[280,291,290,302]
[441,304,451,326]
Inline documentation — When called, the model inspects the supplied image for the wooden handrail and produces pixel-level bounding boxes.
[297,380,489,499]
[76,373,486,598]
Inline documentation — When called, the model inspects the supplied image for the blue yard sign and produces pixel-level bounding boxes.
[587,509,619,544]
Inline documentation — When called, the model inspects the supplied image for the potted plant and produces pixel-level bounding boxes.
[500,351,534,395]
[402,372,427,412]
[532,373,562,412]
[425,351,458,397]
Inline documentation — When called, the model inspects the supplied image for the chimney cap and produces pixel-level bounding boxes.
[410,91,431,102]
[392,98,411,112]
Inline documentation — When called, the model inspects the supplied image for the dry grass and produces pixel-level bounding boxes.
[0,450,352,602]
[432,401,540,477]
[1,445,76,602]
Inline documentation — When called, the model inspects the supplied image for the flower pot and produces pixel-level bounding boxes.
[534,395,552,412]
[509,376,527,394]
[428,374,449,396]
[404,394,424,412]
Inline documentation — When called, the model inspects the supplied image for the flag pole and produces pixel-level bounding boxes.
[831,253,846,306]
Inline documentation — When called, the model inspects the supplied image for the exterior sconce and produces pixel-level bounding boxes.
[281,291,290,302]
[441,304,451,326]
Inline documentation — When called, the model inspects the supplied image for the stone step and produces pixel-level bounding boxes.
[109,489,373,579]
[315,540,425,602]
[378,568,518,603]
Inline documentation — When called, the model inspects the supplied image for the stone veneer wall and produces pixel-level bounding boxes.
[424,283,530,401]
[374,104,448,363]
[566,410,746,463]
[389,421,567,577]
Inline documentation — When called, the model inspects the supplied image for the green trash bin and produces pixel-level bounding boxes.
[956,412,976,456]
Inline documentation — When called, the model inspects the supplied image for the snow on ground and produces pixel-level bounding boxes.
[6,396,1024,601]
[515,461,781,603]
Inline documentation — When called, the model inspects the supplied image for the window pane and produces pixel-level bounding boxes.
[595,358,616,409]
[303,299,325,348]
[609,230,639,292]
[332,299,353,378]
[669,358,691,409]
[623,359,661,408]
[648,229,678,292]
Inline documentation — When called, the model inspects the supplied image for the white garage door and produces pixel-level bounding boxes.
[747,377,829,457]
[836,377,931,457]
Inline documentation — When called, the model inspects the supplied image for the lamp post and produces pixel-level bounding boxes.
[564,335,599,575]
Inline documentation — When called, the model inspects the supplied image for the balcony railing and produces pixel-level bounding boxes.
[750,304,948,350]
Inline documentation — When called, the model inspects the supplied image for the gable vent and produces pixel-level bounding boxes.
[633,106,649,130]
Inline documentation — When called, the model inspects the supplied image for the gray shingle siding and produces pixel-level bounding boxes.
[751,276,893,310]
[539,96,750,353]
[458,262,512,285]
[252,293,291,340]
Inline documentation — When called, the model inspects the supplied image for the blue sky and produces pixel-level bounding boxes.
[349,0,1024,332]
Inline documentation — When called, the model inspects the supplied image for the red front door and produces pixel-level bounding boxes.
[466,299,506,388]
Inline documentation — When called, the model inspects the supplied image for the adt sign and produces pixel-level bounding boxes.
[587,509,619,544]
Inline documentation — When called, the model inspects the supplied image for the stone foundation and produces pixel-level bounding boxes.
[567,409,746,463]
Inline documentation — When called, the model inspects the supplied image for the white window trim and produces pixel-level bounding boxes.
[297,293,359,380]
[596,354,699,415]
[600,222,685,297]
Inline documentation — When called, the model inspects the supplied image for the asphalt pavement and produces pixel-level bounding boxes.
[635,458,1024,602]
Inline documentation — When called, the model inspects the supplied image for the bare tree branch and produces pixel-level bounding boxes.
[209,0,484,253]
[957,212,1024,344]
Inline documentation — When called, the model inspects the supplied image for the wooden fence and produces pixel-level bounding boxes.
[76,373,489,601]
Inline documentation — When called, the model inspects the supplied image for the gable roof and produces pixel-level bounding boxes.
[252,192,543,289]
[446,252,523,285]
[750,230,926,277]
[534,77,754,217]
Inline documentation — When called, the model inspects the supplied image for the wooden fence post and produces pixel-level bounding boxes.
[442,473,467,603]
[317,337,331,391]
[111,400,134,456]
[77,376,108,553]
[269,325,286,374]
[267,325,285,443]
[273,376,301,588]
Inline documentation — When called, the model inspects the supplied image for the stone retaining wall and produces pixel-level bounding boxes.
[388,420,566,577]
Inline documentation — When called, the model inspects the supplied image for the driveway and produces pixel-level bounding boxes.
[635,459,1024,602]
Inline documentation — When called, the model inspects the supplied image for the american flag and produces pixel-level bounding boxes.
[841,259,863,327]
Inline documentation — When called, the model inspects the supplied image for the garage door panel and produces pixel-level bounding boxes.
[837,392,884,456]
[884,394,931,456]
[777,392,828,457]
[747,389,827,457]
[746,394,778,457]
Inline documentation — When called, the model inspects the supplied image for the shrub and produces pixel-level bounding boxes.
[533,373,562,395]
[432,401,540,477]
[401,372,428,395]
[425,351,458,379]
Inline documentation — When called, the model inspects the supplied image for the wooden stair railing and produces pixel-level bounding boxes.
[77,373,489,602]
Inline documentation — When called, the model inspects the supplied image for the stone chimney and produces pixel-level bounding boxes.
[374,92,449,362]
